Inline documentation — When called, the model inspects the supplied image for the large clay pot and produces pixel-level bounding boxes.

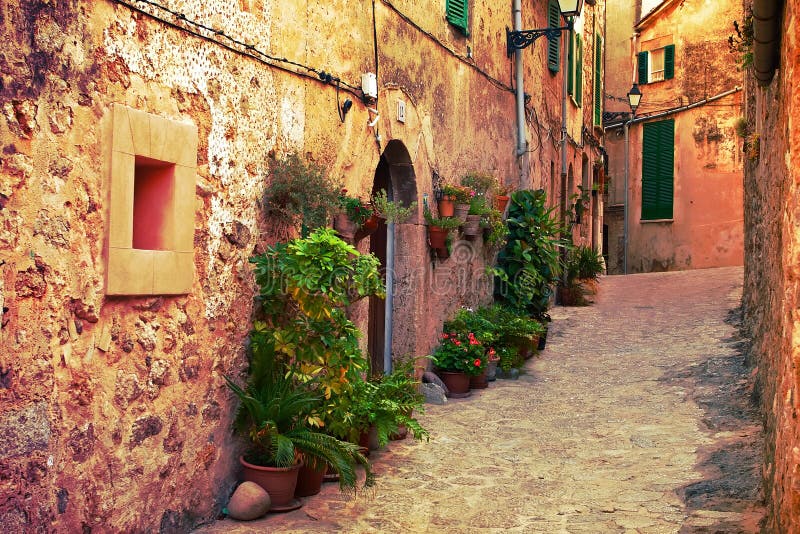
[240,456,302,512]
[469,369,488,389]
[438,196,455,217]
[438,370,471,398]
[294,462,326,497]
[428,226,449,249]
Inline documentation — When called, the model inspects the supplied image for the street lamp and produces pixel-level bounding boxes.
[506,0,585,57]
[623,83,643,275]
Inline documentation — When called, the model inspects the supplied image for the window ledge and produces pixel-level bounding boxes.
[641,218,674,224]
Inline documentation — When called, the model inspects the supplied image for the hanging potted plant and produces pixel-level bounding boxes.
[335,189,374,242]
[442,185,474,222]
[370,190,417,223]
[437,186,456,217]
[463,195,489,237]
[494,184,511,213]
[424,206,460,250]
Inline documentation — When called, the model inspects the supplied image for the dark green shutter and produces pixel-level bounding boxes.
[567,30,575,95]
[642,119,674,220]
[575,35,583,106]
[547,0,561,73]
[446,0,469,36]
[637,51,649,84]
[664,44,675,79]
[594,34,603,126]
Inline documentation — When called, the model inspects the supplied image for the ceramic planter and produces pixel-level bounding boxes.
[469,369,488,389]
[453,203,470,222]
[240,456,302,512]
[428,226,449,249]
[438,196,455,217]
[438,370,471,398]
[294,463,326,497]
[462,215,481,237]
[494,195,510,213]
[334,213,358,242]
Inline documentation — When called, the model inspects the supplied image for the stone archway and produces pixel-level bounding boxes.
[367,140,420,374]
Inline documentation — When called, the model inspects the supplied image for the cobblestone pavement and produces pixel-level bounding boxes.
[196,266,765,533]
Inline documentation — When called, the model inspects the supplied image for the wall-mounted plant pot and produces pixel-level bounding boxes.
[428,226,449,248]
[462,215,481,237]
[494,195,510,213]
[438,196,455,217]
[354,213,384,242]
[436,246,450,259]
[453,203,470,223]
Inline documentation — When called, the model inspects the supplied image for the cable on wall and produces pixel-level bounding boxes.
[380,0,513,94]
[109,0,365,100]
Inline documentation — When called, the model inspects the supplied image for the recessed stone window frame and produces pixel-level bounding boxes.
[106,104,197,296]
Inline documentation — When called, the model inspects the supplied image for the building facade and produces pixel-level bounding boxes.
[603,0,743,274]
[741,0,800,530]
[0,0,604,530]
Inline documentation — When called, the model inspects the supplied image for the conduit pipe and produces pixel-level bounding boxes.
[752,0,782,86]
[513,0,528,164]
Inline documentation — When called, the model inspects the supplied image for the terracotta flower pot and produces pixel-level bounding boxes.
[428,226,449,249]
[294,462,326,497]
[438,370,471,398]
[495,195,510,213]
[240,456,302,512]
[469,369,488,389]
[438,197,455,217]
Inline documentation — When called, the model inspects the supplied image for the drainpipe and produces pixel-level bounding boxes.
[513,0,528,166]
[623,119,630,274]
[560,20,570,288]
[383,222,394,375]
[752,0,782,86]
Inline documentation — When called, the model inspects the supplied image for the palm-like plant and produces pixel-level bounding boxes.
[225,348,374,492]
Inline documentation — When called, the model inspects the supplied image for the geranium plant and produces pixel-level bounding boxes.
[441,184,474,204]
[431,331,486,376]
[338,188,374,226]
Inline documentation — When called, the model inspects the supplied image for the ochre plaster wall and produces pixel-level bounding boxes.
[742,0,800,530]
[0,0,603,530]
[603,0,744,274]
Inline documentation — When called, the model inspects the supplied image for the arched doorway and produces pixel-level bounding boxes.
[368,140,418,375]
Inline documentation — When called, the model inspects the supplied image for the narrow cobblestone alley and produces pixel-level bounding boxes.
[197,266,764,533]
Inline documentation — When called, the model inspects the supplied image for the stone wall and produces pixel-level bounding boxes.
[741,0,800,530]
[0,0,603,531]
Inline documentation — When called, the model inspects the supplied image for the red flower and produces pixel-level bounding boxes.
[474,359,481,367]
[441,333,449,339]
[488,348,496,356]
[454,340,461,346]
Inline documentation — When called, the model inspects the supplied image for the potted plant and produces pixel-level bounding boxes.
[442,185,474,221]
[263,152,342,237]
[424,206,461,249]
[431,330,486,397]
[335,189,375,241]
[463,195,489,237]
[371,190,417,223]
[494,183,511,213]
[482,208,508,255]
[437,185,456,217]
[558,245,603,305]
[225,354,373,510]
[461,171,497,196]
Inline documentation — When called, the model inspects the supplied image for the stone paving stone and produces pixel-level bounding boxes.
[194,266,764,533]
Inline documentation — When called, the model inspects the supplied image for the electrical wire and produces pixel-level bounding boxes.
[109,0,364,99]
[380,0,513,94]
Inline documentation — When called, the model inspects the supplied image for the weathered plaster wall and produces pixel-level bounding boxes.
[604,0,743,274]
[0,0,577,531]
[742,0,800,530]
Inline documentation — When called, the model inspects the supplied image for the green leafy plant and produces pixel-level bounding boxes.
[224,354,373,492]
[371,190,417,223]
[264,153,342,234]
[482,209,508,250]
[565,245,604,282]
[249,228,384,420]
[729,8,754,68]
[494,189,569,317]
[468,194,491,216]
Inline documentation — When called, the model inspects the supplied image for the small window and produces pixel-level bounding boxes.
[547,0,561,73]
[446,0,469,36]
[638,44,675,84]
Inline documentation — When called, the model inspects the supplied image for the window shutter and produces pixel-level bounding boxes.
[446,0,469,36]
[664,44,675,79]
[575,35,583,106]
[642,119,674,220]
[593,34,603,126]
[547,0,561,73]
[567,30,575,95]
[637,51,649,84]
